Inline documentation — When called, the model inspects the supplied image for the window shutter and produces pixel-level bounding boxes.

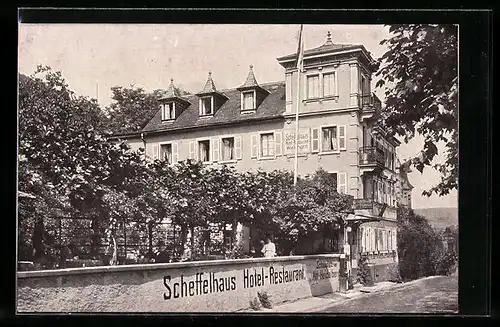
[211,138,220,162]
[234,136,242,160]
[339,125,347,150]
[311,128,319,153]
[251,134,258,158]
[337,172,347,194]
[198,99,202,116]
[172,142,179,163]
[367,228,372,252]
[189,141,196,160]
[153,144,159,160]
[274,131,283,156]
[370,229,375,252]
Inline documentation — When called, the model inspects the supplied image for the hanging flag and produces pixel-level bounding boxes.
[295,24,304,72]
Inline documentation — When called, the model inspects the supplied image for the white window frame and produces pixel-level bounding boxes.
[161,102,176,121]
[159,141,174,165]
[199,96,214,116]
[196,138,212,164]
[241,90,256,112]
[306,74,320,99]
[322,70,338,98]
[319,124,341,155]
[219,135,237,164]
[258,130,276,160]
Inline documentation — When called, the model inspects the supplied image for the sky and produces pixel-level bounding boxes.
[18,24,458,209]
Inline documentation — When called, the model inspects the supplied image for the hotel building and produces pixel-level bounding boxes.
[112,31,413,282]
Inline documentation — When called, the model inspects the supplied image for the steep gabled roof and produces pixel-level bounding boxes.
[142,81,285,134]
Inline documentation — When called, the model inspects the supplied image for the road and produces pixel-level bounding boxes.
[319,275,458,313]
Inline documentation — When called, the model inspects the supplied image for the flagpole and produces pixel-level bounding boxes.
[293,25,303,187]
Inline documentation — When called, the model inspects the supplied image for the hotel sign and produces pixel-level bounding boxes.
[284,127,310,155]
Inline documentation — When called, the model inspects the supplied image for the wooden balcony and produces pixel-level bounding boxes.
[353,198,397,220]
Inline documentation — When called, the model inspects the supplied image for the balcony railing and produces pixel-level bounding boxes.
[359,147,385,167]
[353,198,397,219]
[360,93,382,112]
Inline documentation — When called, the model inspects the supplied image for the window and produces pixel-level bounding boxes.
[307,75,320,99]
[221,137,235,161]
[361,75,370,95]
[160,144,172,164]
[162,103,175,121]
[329,172,347,194]
[260,133,275,157]
[243,91,255,110]
[200,97,213,115]
[323,72,336,97]
[322,126,338,152]
[337,173,347,194]
[198,140,210,162]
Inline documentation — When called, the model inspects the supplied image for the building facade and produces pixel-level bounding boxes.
[112,31,412,282]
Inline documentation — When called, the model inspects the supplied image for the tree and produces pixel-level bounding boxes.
[18,67,161,265]
[105,85,190,134]
[375,24,458,196]
[397,205,446,280]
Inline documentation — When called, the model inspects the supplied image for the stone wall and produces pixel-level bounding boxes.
[17,254,346,313]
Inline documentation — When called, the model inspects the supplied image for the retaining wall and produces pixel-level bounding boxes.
[17,254,346,313]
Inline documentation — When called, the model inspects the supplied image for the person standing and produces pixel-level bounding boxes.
[261,236,276,258]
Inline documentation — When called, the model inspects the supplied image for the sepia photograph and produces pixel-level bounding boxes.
[17,19,459,313]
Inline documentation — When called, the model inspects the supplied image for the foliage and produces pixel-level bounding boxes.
[257,291,273,309]
[249,297,262,311]
[18,67,163,266]
[375,24,458,196]
[397,205,448,281]
[105,85,190,134]
[434,251,458,276]
[357,254,374,286]
[18,66,354,268]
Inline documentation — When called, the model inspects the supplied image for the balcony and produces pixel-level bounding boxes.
[359,147,385,170]
[360,93,382,112]
[353,198,397,220]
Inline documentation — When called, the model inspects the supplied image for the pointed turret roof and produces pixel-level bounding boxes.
[239,65,259,89]
[197,71,228,99]
[159,78,190,105]
[163,78,182,99]
[237,65,269,94]
[198,71,218,95]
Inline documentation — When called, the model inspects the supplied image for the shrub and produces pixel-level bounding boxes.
[356,255,374,286]
[397,206,447,281]
[257,291,273,309]
[249,297,262,311]
[347,274,355,290]
[435,251,458,275]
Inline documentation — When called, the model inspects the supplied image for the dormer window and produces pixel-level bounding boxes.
[159,78,190,122]
[242,91,255,110]
[161,102,175,121]
[237,65,269,114]
[196,72,228,118]
[199,96,214,116]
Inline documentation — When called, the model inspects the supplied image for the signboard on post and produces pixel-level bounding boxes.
[284,127,310,156]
